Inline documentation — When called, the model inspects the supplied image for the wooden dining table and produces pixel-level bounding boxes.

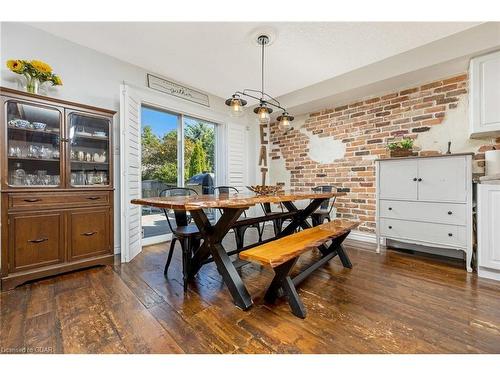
[131,190,346,310]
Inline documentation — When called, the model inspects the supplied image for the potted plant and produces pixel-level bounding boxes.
[6,59,63,94]
[387,138,415,157]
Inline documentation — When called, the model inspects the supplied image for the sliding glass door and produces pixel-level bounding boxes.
[140,106,217,245]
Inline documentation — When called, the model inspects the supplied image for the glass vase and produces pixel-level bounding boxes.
[26,76,39,94]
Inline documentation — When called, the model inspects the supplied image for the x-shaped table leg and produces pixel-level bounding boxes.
[189,207,253,310]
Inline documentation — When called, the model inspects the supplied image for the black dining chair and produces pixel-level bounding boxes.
[213,186,265,249]
[160,187,201,292]
[310,185,338,226]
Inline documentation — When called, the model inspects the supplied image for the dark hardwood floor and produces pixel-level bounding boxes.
[2,227,500,354]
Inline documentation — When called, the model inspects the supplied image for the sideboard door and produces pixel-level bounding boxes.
[378,159,418,200]
[417,156,467,203]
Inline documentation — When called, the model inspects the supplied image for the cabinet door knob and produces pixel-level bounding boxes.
[28,237,48,243]
[388,226,393,229]
[448,211,453,215]
[388,207,392,210]
[418,178,422,182]
[448,233,453,237]
[23,198,40,202]
[82,231,97,236]
[413,178,418,181]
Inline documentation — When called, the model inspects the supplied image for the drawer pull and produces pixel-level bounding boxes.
[413,178,417,181]
[388,207,392,211]
[24,198,40,202]
[388,226,393,229]
[418,178,423,182]
[28,237,48,244]
[448,233,453,237]
[448,211,453,215]
[87,196,101,200]
[82,231,97,236]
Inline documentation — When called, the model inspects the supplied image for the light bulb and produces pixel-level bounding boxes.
[258,106,270,124]
[278,116,290,130]
[230,99,244,117]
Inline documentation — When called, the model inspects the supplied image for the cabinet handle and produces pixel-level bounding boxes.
[448,233,453,237]
[82,231,97,236]
[448,211,453,215]
[60,138,69,142]
[28,237,48,243]
[418,178,422,182]
[388,207,392,211]
[413,178,418,181]
[23,198,40,202]
[388,226,393,229]
[87,196,101,200]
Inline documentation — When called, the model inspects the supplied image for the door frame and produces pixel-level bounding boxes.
[120,83,234,261]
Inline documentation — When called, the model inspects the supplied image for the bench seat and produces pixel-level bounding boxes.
[240,219,359,318]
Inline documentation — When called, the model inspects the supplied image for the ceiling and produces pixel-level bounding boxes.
[29,22,480,101]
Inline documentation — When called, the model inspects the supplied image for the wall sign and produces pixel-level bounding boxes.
[259,123,269,185]
[147,74,210,107]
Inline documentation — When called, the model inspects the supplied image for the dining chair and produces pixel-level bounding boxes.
[213,186,265,248]
[260,202,293,236]
[160,187,201,292]
[310,185,338,226]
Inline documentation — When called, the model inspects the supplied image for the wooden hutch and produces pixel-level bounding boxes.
[0,87,115,290]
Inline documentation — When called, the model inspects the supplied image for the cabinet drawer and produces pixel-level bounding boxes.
[68,207,112,261]
[9,191,110,210]
[9,211,65,272]
[379,200,467,225]
[380,218,467,249]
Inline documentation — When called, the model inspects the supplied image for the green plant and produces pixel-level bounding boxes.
[387,138,414,151]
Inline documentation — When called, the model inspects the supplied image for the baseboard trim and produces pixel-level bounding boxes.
[347,230,376,244]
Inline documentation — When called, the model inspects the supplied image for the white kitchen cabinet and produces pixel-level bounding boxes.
[376,154,473,272]
[469,50,500,138]
[478,183,500,281]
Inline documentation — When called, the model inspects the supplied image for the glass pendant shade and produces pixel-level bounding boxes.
[254,104,272,125]
[277,112,294,131]
[225,94,247,117]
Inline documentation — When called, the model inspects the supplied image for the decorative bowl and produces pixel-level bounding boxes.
[247,185,283,195]
[8,119,30,128]
[32,122,47,130]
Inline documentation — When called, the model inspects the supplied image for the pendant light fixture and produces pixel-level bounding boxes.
[225,34,294,130]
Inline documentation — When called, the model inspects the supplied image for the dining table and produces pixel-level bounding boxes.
[131,190,346,310]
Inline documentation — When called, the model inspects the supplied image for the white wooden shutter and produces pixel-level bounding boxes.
[227,123,247,191]
[120,85,142,262]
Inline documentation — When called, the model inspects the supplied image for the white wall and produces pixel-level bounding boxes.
[1,22,259,254]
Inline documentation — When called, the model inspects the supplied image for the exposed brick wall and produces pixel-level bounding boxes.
[269,73,500,233]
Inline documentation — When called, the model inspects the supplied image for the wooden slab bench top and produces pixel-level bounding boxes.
[239,220,359,268]
[131,191,346,211]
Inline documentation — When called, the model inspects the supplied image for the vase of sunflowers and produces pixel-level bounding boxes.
[6,59,63,94]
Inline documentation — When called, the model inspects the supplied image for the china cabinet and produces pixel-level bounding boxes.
[0,87,115,290]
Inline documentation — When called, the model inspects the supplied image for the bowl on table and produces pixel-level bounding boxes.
[246,185,283,196]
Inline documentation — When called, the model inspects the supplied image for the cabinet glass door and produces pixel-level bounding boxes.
[6,101,62,187]
[68,112,110,187]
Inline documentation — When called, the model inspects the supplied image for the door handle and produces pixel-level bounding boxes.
[23,198,40,202]
[82,231,97,236]
[28,237,48,243]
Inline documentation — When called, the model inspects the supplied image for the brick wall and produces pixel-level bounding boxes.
[269,73,500,233]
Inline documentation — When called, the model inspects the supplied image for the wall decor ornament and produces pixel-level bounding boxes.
[6,59,63,94]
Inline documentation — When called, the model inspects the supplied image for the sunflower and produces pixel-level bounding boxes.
[6,59,25,73]
[30,60,52,74]
[51,75,63,86]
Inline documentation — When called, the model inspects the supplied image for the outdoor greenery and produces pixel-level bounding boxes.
[141,120,215,184]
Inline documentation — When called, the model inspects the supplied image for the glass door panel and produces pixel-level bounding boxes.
[68,112,110,187]
[140,106,179,240]
[6,101,62,187]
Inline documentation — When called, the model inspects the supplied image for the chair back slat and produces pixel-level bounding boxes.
[159,187,199,231]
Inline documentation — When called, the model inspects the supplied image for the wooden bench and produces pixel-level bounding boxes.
[239,219,359,318]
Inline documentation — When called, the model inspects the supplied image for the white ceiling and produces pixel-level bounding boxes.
[29,22,480,101]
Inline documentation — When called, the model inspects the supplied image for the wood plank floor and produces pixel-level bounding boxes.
[2,228,500,354]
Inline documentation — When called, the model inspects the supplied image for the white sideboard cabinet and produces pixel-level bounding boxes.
[376,154,474,272]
